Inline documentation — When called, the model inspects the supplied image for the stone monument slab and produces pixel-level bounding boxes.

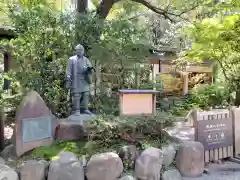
[15,91,58,156]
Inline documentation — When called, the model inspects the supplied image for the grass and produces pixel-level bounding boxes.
[31,139,128,160]
[31,136,171,161]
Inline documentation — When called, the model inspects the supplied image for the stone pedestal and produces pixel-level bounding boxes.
[67,113,93,124]
[55,119,86,141]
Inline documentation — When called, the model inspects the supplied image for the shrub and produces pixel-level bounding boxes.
[31,112,174,160]
[170,83,230,115]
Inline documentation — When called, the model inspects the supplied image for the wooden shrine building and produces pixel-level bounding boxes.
[148,46,214,95]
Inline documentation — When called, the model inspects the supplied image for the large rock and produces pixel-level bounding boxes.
[0,164,19,180]
[20,160,47,180]
[48,151,84,180]
[0,156,5,164]
[118,145,139,169]
[176,141,204,177]
[39,159,50,177]
[162,144,176,166]
[162,169,182,180]
[1,144,15,159]
[15,91,58,156]
[135,147,163,180]
[86,152,123,180]
[55,119,85,140]
[162,126,195,143]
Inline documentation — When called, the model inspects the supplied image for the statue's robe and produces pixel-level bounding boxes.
[66,55,92,93]
[66,55,93,112]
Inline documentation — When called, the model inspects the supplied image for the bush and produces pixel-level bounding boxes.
[90,92,119,115]
[31,112,173,160]
[189,84,229,108]
[84,112,174,143]
[170,83,230,116]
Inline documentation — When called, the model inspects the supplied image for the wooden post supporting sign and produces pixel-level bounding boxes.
[0,106,5,151]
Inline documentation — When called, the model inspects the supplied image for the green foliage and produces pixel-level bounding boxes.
[189,84,229,107]
[91,92,119,115]
[31,112,173,160]
[182,10,240,96]
[1,1,150,117]
[171,84,230,115]
[85,112,174,143]
[31,140,101,160]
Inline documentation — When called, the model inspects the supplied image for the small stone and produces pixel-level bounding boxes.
[162,169,182,180]
[20,160,46,180]
[203,168,209,174]
[119,175,136,180]
[215,160,222,164]
[0,164,19,180]
[176,141,204,177]
[118,145,138,169]
[0,156,5,164]
[86,152,123,180]
[135,147,163,180]
[162,143,176,166]
[57,151,78,163]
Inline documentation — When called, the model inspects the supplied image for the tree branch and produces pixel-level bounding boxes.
[77,0,88,13]
[95,0,199,22]
[96,0,121,19]
[131,0,199,22]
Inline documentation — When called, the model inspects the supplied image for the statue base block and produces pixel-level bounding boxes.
[56,119,85,140]
[67,113,94,124]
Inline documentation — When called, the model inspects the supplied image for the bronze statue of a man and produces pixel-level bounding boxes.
[66,44,94,118]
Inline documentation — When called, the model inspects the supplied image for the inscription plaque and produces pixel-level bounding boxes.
[196,118,233,150]
[22,116,52,143]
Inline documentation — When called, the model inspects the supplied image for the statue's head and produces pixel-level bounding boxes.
[75,44,84,57]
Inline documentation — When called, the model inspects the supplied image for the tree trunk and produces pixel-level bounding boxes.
[96,0,116,19]
[235,89,240,106]
[135,63,140,88]
[77,0,88,13]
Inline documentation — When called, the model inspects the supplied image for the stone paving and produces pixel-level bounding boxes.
[183,161,240,180]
